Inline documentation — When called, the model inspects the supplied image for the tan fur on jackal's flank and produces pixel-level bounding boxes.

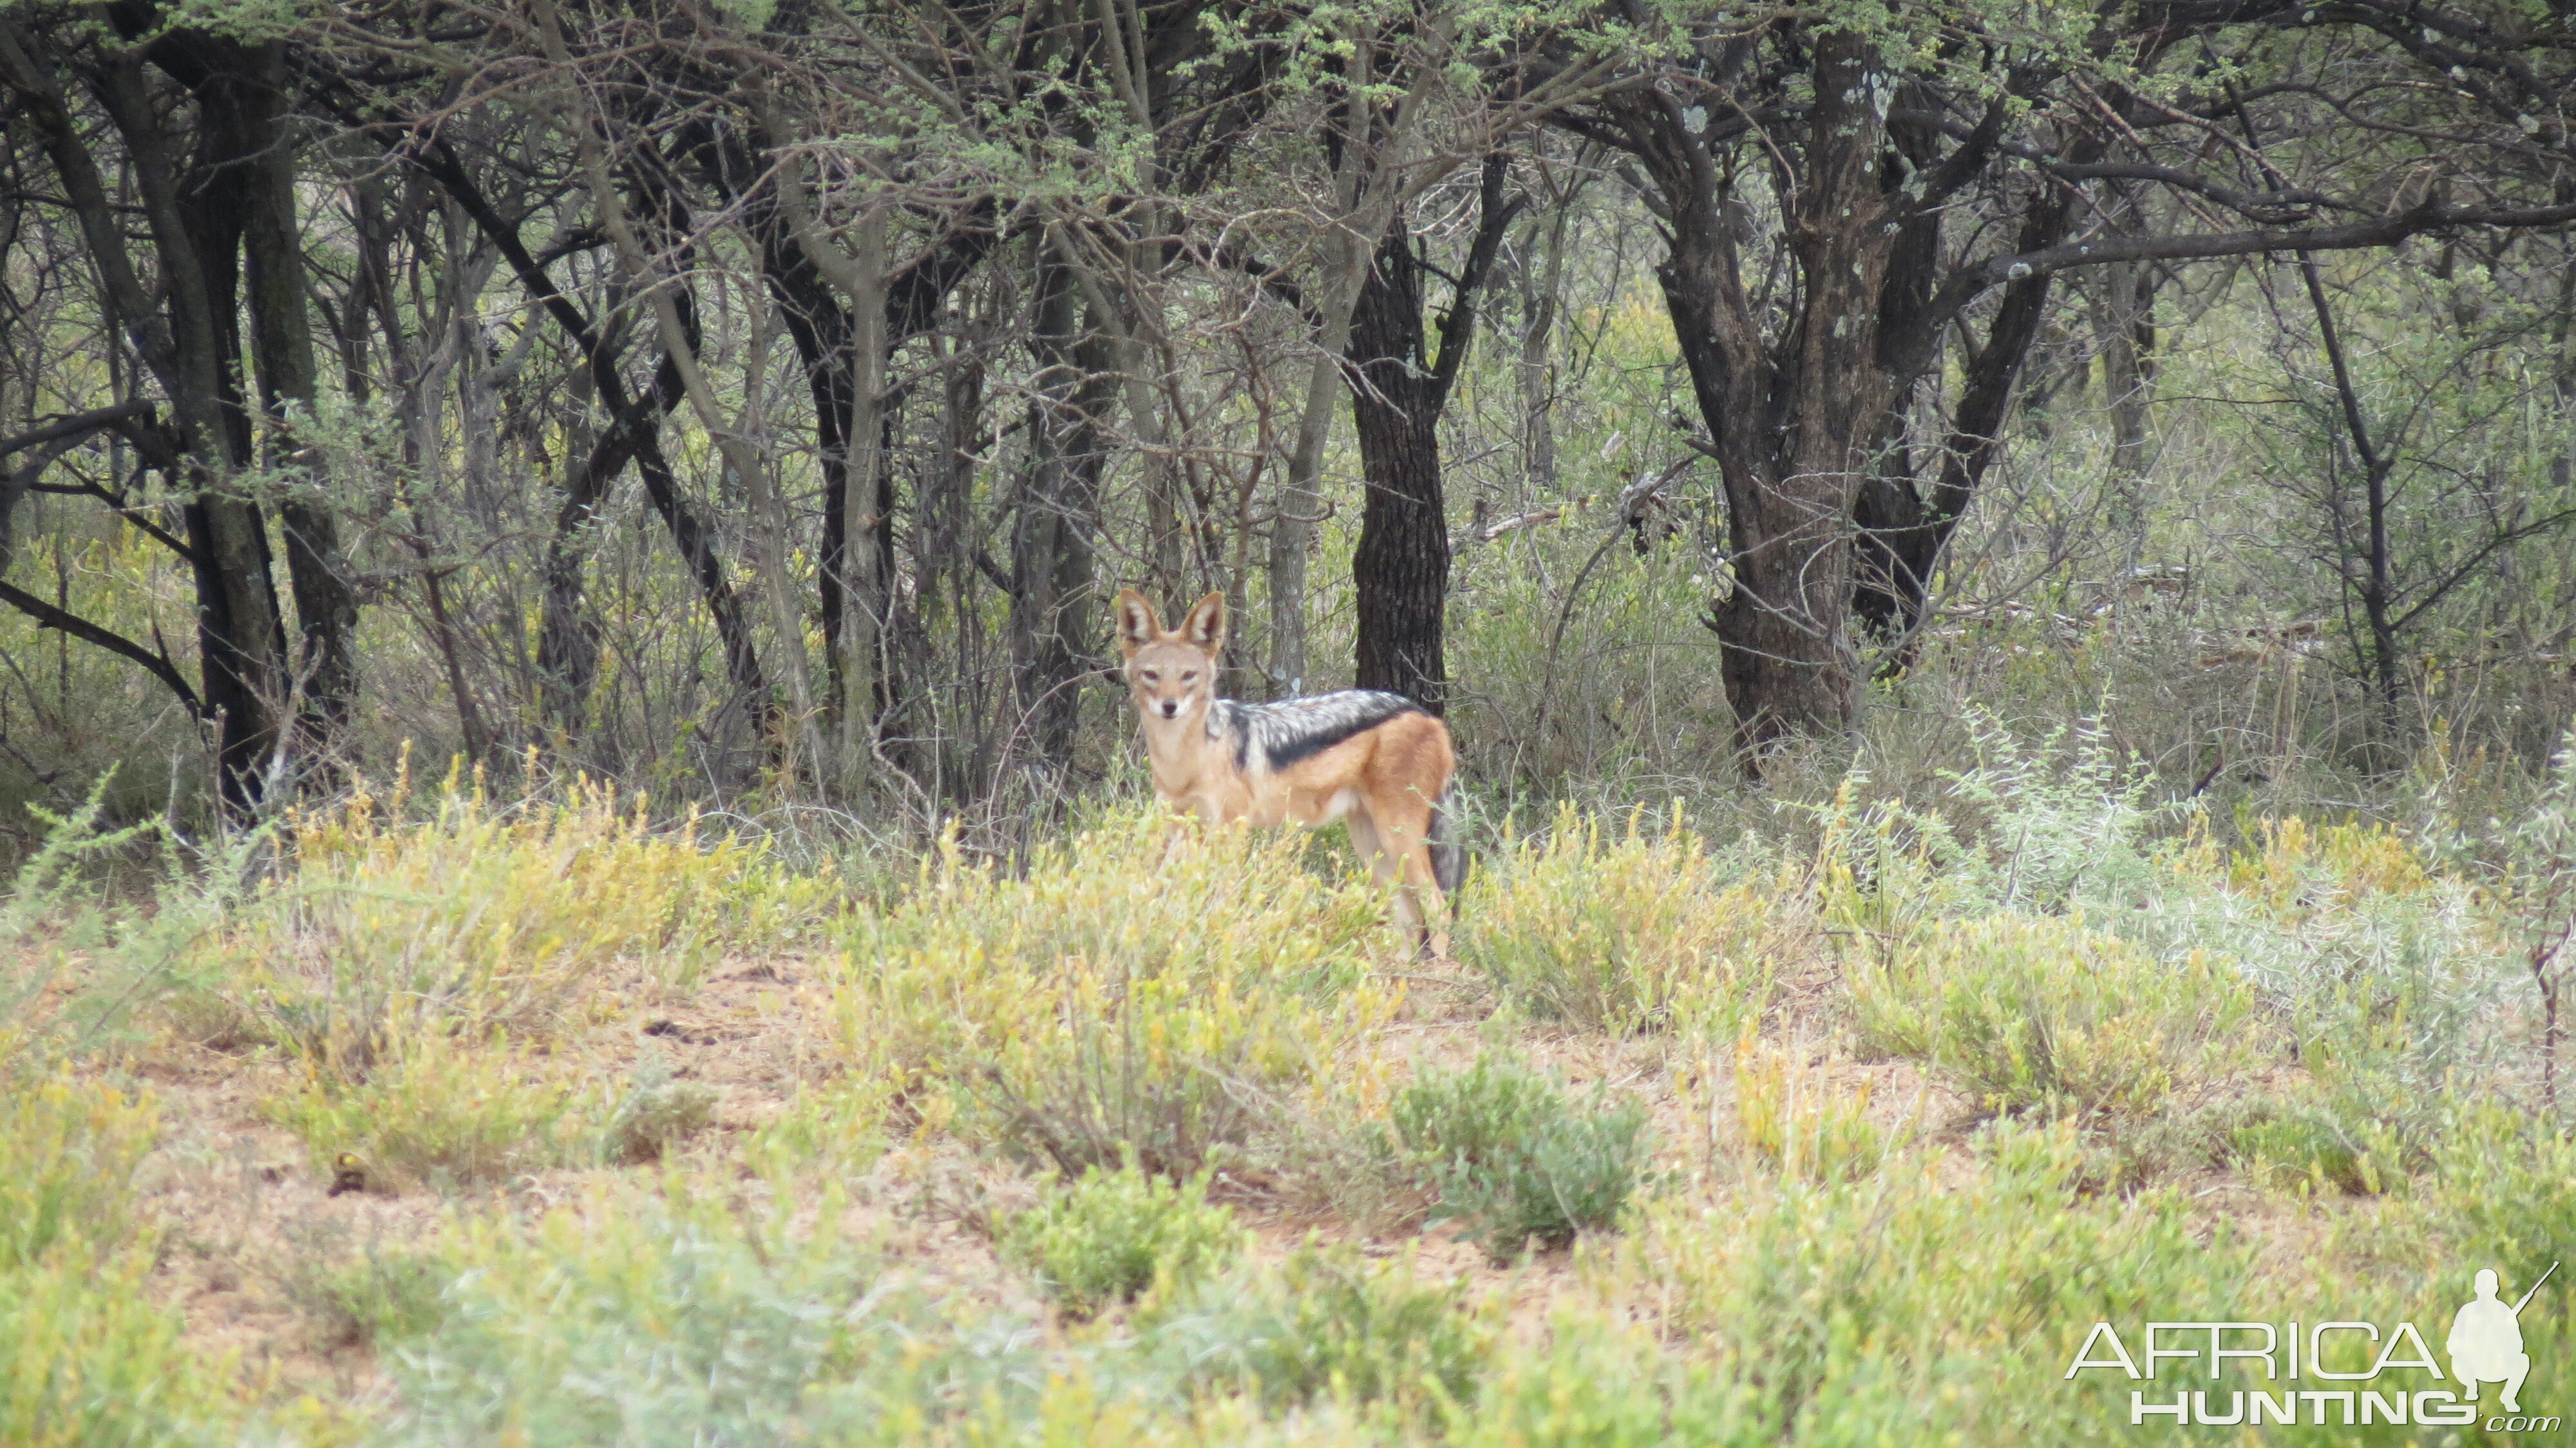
[1115,589,1457,953]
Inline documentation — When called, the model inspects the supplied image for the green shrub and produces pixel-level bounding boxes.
[744,1080,887,1176]
[1390,1051,1562,1183]
[2433,1100,2576,1279]
[998,1162,1244,1318]
[1615,1118,2254,1440]
[1160,1241,1496,1411]
[1848,912,2255,1117]
[1939,713,2163,913]
[366,1192,1039,1446]
[0,1071,233,1446]
[2219,1050,2436,1196]
[1392,1053,1653,1259]
[1,1238,231,1448]
[1445,1319,1747,1448]
[1461,805,1785,1033]
[0,1071,158,1270]
[2225,1103,2400,1196]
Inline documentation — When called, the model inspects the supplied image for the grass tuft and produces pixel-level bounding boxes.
[1462,804,1786,1034]
[1159,1241,1496,1411]
[263,1027,582,1191]
[1732,1036,1891,1183]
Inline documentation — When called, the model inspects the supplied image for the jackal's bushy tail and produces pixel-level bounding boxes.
[1427,785,1466,900]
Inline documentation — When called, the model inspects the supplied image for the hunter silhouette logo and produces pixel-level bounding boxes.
[2065,1261,2561,1431]
[2452,1263,2555,1415]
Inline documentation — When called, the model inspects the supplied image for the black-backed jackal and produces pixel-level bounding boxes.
[1113,589,1463,955]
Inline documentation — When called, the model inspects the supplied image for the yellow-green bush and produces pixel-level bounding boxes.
[0,1071,158,1270]
[2221,816,2436,917]
[835,811,1396,1175]
[1461,805,1788,1034]
[264,1028,585,1190]
[1162,1241,1499,1413]
[1848,913,2255,1117]
[0,1072,233,1446]
[189,763,827,1078]
[1,1240,226,1448]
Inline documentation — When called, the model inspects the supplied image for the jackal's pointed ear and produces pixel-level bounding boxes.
[1113,589,1162,659]
[1180,591,1227,656]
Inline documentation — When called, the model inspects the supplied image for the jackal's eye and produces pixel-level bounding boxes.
[1139,670,1159,684]
[1180,671,1198,683]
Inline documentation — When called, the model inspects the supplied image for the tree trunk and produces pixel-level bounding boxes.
[236,39,356,764]
[1673,36,1896,751]
[2100,260,2154,510]
[2298,253,2407,736]
[88,37,292,807]
[1517,197,1571,498]
[1010,251,1118,783]
[1850,153,2082,661]
[828,212,891,797]
[1347,161,1514,713]
[1347,229,1452,710]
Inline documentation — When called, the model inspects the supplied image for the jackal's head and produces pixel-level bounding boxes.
[1113,589,1223,723]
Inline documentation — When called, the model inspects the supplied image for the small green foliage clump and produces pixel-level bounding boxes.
[277,1225,457,1349]
[1162,1241,1495,1411]
[1733,1036,1890,1183]
[0,1071,227,1448]
[1390,1053,1653,1259]
[998,1162,1244,1318]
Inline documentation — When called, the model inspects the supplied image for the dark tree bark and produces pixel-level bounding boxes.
[1009,250,1119,783]
[1347,157,1519,714]
[225,40,356,756]
[538,348,687,739]
[1628,35,1901,752]
[0,19,297,808]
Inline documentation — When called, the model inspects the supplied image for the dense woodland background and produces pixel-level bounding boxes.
[6,0,2576,837]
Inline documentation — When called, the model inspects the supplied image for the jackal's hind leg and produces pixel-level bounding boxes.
[1368,806,1446,960]
[1347,811,1431,957]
